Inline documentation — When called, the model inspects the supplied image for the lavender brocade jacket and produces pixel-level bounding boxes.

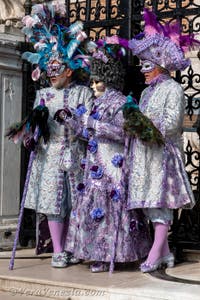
[127,76,195,210]
[24,84,93,216]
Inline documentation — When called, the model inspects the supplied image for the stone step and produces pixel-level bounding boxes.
[183,249,200,261]
[1,249,200,300]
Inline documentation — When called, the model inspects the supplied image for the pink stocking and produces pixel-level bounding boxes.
[152,222,170,257]
[161,236,170,257]
[146,222,169,264]
[48,221,66,254]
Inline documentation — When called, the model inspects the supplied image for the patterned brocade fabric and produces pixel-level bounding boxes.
[127,77,195,210]
[65,88,151,263]
[24,85,93,216]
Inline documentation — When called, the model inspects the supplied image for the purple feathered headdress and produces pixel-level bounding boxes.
[129,8,200,71]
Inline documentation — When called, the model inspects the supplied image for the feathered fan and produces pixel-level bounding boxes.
[121,94,164,146]
[5,103,50,151]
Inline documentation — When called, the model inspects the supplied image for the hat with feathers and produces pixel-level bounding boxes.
[86,35,128,90]
[21,2,90,81]
[128,8,200,71]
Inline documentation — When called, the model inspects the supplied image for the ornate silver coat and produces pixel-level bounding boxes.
[127,76,195,210]
[24,84,93,216]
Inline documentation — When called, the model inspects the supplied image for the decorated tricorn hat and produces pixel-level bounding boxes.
[129,8,200,72]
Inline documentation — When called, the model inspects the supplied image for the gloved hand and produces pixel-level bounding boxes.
[24,136,36,151]
[53,108,72,123]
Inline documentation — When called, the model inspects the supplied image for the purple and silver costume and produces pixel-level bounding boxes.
[65,88,151,263]
[127,74,195,223]
[127,8,198,224]
[24,84,93,253]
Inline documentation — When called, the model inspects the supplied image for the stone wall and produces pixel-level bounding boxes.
[0,0,26,250]
[0,38,23,249]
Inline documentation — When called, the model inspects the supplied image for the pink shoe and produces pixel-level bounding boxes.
[90,262,109,273]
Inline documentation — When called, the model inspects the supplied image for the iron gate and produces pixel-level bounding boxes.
[20,0,200,256]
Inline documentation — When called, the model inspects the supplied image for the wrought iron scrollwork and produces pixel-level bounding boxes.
[182,66,200,119]
[69,0,87,21]
[67,0,127,39]
[185,139,200,190]
[90,1,105,21]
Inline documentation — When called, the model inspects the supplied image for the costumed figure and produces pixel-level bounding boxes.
[126,8,198,272]
[62,36,152,273]
[7,2,93,269]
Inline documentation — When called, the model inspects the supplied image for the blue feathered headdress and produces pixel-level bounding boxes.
[21,2,90,81]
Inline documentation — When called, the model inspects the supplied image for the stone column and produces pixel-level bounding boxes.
[0,28,24,249]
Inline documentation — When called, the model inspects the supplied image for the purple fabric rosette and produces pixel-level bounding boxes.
[76,183,85,193]
[92,50,108,63]
[90,165,103,179]
[90,208,105,222]
[75,104,87,117]
[111,154,123,167]
[110,188,121,202]
[87,139,98,153]
[82,128,89,139]
[46,92,55,102]
[72,210,77,218]
[90,106,100,120]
